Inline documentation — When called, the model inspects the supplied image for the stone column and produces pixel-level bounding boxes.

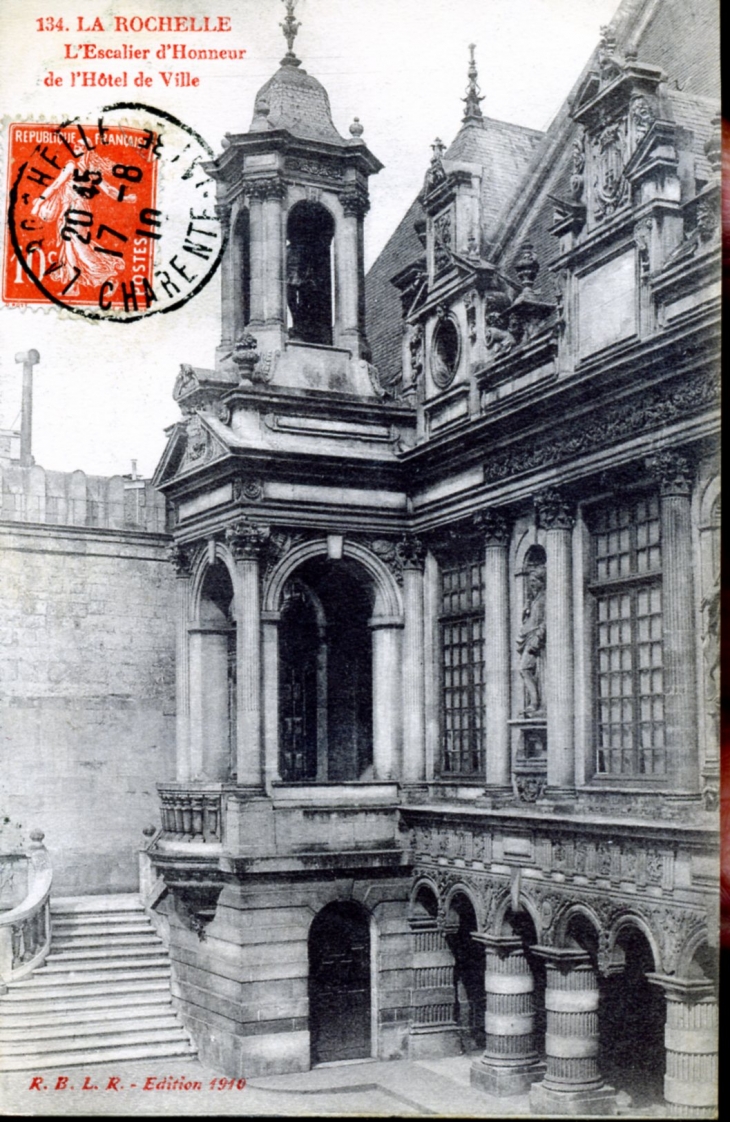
[530,947,617,1116]
[215,204,235,350]
[226,520,270,789]
[408,916,461,1058]
[337,187,369,356]
[649,974,718,1119]
[471,934,544,1096]
[261,178,286,326]
[535,489,575,798]
[261,612,280,792]
[245,185,265,328]
[168,544,193,782]
[400,536,426,784]
[474,509,511,793]
[647,451,698,791]
[371,618,402,779]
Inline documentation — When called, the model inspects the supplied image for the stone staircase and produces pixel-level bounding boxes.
[0,894,196,1071]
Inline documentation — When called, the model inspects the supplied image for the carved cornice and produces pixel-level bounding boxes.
[225,518,270,560]
[645,449,693,497]
[482,368,717,487]
[473,507,510,547]
[535,487,574,532]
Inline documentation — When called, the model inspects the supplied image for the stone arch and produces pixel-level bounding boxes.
[409,877,440,920]
[442,880,484,932]
[264,536,403,619]
[676,920,713,980]
[607,910,662,974]
[189,541,239,623]
[492,885,541,940]
[286,198,336,345]
[697,471,720,530]
[554,900,603,950]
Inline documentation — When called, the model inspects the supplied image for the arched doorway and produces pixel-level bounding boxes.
[599,924,665,1109]
[445,892,485,1052]
[278,558,373,782]
[308,901,372,1065]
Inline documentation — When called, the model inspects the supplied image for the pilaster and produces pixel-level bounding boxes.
[168,544,193,782]
[474,509,511,792]
[400,536,427,783]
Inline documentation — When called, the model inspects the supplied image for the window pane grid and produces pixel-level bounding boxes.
[593,496,664,778]
[440,559,485,777]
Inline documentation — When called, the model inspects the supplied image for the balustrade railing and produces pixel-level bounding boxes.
[0,830,52,986]
[157,783,223,842]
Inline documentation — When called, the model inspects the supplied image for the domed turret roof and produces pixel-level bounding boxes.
[250,60,345,145]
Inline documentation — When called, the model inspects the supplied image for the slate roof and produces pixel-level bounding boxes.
[365,196,425,389]
[251,62,346,145]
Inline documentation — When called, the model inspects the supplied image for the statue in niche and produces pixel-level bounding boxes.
[484,310,515,358]
[517,564,546,717]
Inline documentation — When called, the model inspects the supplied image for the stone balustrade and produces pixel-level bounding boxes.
[0,830,52,987]
[157,783,224,842]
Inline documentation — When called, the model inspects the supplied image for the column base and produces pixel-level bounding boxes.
[407,1025,462,1060]
[530,1080,618,1116]
[471,1056,545,1097]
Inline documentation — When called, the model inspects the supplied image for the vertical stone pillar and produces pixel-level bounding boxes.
[371,618,402,779]
[400,536,426,784]
[474,509,511,792]
[215,204,235,350]
[246,186,265,328]
[649,974,718,1118]
[337,187,369,356]
[226,520,270,789]
[535,489,575,798]
[261,612,280,792]
[471,934,544,1095]
[647,451,698,791]
[530,947,617,1116]
[408,917,461,1058]
[261,178,286,326]
[168,544,193,782]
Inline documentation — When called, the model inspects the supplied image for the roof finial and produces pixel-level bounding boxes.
[462,43,484,123]
[280,0,302,68]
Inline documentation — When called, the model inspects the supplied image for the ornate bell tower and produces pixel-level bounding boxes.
[210,1,382,395]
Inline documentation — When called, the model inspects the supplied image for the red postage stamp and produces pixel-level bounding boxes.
[4,105,223,321]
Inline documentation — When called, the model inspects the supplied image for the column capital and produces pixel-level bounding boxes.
[473,507,510,547]
[646,972,716,1002]
[530,944,593,970]
[245,175,286,202]
[534,487,575,531]
[396,534,427,572]
[214,202,232,233]
[472,932,523,954]
[339,185,370,218]
[645,449,694,496]
[225,518,270,561]
[166,542,194,577]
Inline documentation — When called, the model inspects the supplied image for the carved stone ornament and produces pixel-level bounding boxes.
[423,137,447,193]
[483,369,717,486]
[246,175,287,202]
[433,210,453,274]
[406,324,424,389]
[182,414,211,467]
[233,477,264,503]
[173,363,199,402]
[515,773,546,803]
[286,155,344,183]
[473,507,510,547]
[630,95,655,145]
[517,561,546,718]
[570,132,586,201]
[513,243,540,290]
[645,449,693,496]
[591,118,628,222]
[395,534,426,572]
[166,543,194,577]
[534,487,575,531]
[339,186,370,218]
[634,218,652,279]
[225,518,270,561]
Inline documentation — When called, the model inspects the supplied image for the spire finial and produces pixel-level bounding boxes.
[280,0,302,68]
[462,43,484,123]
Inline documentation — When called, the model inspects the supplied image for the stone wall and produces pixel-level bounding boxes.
[0,466,175,894]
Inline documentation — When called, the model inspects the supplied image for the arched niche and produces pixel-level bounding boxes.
[286,200,335,345]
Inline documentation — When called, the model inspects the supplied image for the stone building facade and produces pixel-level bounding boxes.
[1,0,718,1116]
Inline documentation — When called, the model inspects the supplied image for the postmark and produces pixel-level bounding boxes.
[4,103,224,321]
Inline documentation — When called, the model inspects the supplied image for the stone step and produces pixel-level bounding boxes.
[0,1038,196,1073]
[52,933,162,950]
[1,1027,189,1050]
[51,894,143,914]
[52,919,155,935]
[0,981,173,1012]
[1,1015,184,1048]
[45,944,164,962]
[0,998,174,1029]
[37,955,170,973]
[8,968,171,994]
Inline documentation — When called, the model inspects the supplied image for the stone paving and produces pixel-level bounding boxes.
[0,1052,668,1118]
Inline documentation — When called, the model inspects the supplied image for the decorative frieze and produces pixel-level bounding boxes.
[482,368,717,486]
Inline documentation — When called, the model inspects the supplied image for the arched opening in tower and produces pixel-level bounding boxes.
[286,200,335,346]
[197,560,237,779]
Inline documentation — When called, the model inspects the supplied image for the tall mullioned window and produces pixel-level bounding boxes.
[440,556,485,776]
[590,494,665,778]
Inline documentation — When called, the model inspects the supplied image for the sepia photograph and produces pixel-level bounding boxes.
[0,0,721,1115]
